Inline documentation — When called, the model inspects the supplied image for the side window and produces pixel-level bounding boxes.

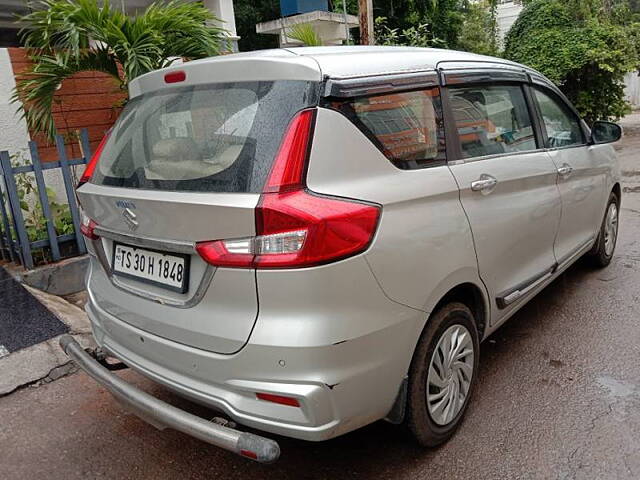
[449,84,537,159]
[533,87,585,148]
[330,88,446,170]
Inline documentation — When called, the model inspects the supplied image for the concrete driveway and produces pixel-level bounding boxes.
[2,117,640,479]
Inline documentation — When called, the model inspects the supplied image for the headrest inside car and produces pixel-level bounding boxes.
[152,138,201,161]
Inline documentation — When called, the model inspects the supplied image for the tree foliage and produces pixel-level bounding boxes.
[375,16,445,47]
[457,0,498,56]
[13,0,226,140]
[373,0,465,48]
[234,0,280,51]
[373,0,500,53]
[505,0,638,122]
[332,0,359,16]
[236,0,495,52]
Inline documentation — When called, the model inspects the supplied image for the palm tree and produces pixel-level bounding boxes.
[13,0,227,140]
[287,24,323,46]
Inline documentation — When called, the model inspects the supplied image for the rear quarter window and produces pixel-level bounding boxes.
[329,88,446,170]
[92,80,318,193]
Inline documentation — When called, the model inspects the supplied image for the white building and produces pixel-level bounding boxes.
[496,0,523,45]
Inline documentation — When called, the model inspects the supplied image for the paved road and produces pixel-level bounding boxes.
[0,267,68,358]
[3,117,640,479]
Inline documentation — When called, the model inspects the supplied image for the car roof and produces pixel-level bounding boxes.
[278,46,522,78]
[129,46,532,98]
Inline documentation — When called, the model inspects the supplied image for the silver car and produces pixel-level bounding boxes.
[65,46,622,463]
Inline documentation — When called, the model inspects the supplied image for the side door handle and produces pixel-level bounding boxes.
[471,174,498,193]
[557,163,573,178]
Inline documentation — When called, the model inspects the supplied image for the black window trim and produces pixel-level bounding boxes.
[522,83,546,150]
[323,71,439,99]
[319,64,590,166]
[440,68,529,86]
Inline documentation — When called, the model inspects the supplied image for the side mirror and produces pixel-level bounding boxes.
[590,121,622,144]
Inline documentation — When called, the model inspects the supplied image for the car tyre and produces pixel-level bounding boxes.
[406,302,480,447]
[588,192,619,268]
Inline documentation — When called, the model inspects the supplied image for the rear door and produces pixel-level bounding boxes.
[444,79,562,323]
[531,84,607,265]
[78,78,318,353]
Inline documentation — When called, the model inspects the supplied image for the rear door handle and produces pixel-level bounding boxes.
[557,163,573,178]
[471,174,498,193]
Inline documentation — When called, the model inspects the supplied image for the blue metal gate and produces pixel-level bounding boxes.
[0,129,91,270]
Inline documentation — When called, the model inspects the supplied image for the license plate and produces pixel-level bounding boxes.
[112,242,190,293]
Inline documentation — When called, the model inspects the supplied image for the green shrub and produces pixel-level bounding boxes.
[10,153,75,244]
[505,0,638,123]
[373,0,464,48]
[375,16,445,47]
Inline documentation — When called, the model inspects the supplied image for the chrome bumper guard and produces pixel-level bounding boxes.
[59,335,280,463]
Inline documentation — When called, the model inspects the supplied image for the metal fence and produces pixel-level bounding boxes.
[0,129,91,270]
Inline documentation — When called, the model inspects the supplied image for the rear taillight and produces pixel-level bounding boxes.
[78,131,110,188]
[262,107,314,193]
[254,190,379,268]
[196,109,381,269]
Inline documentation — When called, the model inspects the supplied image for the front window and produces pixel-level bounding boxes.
[533,87,585,148]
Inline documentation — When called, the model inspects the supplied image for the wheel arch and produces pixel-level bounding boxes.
[430,282,488,341]
[386,278,489,424]
[612,182,621,205]
[418,268,490,343]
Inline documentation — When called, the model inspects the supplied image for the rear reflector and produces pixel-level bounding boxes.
[196,240,254,269]
[196,108,381,270]
[164,71,186,83]
[78,131,110,188]
[256,392,300,407]
[240,450,258,460]
[80,211,99,240]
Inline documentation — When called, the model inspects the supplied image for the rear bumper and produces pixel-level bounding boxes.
[59,335,280,463]
[85,286,424,442]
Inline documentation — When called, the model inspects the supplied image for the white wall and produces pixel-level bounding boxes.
[0,48,30,160]
[203,0,240,51]
[496,1,523,46]
[625,72,640,108]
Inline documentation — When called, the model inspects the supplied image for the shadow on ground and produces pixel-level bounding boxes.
[130,258,603,479]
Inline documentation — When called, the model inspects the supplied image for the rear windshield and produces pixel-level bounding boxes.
[92,80,318,193]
